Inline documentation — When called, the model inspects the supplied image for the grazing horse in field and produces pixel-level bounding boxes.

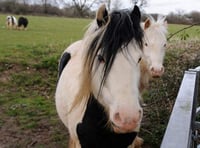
[18,17,28,30]
[6,16,17,29]
[56,4,144,148]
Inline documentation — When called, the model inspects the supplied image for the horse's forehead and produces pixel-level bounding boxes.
[145,27,166,43]
[120,45,142,64]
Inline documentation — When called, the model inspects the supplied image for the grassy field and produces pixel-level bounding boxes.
[0,14,91,147]
[168,23,200,39]
[0,14,200,147]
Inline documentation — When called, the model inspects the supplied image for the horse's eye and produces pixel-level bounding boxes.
[98,55,105,63]
[138,57,142,63]
[144,43,148,46]
[164,43,167,47]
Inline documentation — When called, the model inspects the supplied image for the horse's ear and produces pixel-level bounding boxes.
[131,5,141,21]
[144,19,151,29]
[96,4,109,27]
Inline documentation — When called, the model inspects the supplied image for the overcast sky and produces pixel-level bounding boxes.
[120,0,200,14]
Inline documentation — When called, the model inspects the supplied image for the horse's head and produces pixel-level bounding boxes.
[142,15,168,78]
[6,16,12,22]
[80,4,144,133]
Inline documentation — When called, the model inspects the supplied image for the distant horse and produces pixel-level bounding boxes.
[6,16,17,29]
[56,4,144,148]
[18,17,28,30]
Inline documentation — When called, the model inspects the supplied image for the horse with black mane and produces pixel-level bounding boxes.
[56,4,144,148]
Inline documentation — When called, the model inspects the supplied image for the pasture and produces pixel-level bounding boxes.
[0,14,200,147]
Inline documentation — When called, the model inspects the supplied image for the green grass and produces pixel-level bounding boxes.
[0,14,91,147]
[0,14,91,63]
[0,13,200,147]
[168,24,200,39]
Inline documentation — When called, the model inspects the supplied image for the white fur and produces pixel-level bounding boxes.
[6,16,18,29]
[92,42,143,132]
[132,15,168,148]
[56,40,85,141]
[142,15,168,77]
[56,39,143,147]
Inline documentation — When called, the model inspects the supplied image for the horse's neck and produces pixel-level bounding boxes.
[66,40,84,57]
[66,39,92,114]
[139,58,151,92]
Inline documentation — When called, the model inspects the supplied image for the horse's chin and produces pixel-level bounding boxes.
[152,75,161,78]
[151,71,164,78]
[111,122,138,134]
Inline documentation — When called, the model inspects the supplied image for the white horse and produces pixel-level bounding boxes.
[133,15,168,148]
[6,16,18,29]
[139,15,168,91]
[56,4,144,148]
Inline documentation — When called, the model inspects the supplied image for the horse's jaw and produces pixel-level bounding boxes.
[111,121,141,133]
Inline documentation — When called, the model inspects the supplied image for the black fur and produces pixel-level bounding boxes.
[77,95,137,148]
[18,17,28,28]
[11,16,15,25]
[58,52,71,77]
[85,5,143,88]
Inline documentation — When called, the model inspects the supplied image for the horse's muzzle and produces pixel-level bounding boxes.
[111,110,142,133]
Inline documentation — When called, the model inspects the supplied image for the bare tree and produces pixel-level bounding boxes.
[112,0,122,10]
[71,0,107,17]
[131,0,147,8]
[107,0,111,11]
[59,0,107,17]
[41,0,48,13]
[22,0,28,5]
[190,11,200,23]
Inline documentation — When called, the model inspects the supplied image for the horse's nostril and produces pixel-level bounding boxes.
[114,112,121,122]
[150,67,154,72]
[150,66,164,74]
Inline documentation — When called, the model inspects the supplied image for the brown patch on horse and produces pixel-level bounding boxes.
[69,137,76,148]
[139,58,151,92]
[130,136,144,148]
[96,4,109,27]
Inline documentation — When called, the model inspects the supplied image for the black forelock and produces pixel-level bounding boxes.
[85,9,143,86]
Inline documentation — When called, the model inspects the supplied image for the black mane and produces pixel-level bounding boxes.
[85,8,143,88]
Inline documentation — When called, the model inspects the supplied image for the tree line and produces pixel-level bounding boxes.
[0,0,199,25]
[0,1,94,17]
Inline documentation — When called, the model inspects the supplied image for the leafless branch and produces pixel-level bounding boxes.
[167,23,200,41]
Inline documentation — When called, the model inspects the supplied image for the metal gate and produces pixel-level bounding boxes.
[161,67,200,148]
